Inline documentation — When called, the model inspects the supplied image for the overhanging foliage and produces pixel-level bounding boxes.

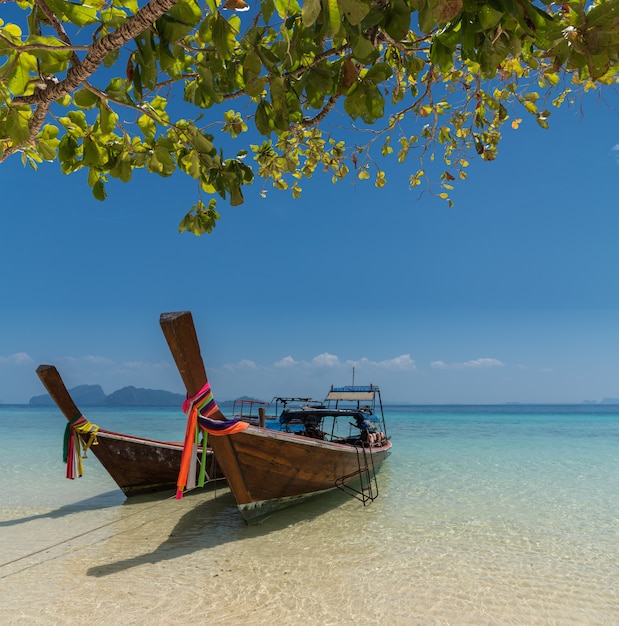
[0,0,617,233]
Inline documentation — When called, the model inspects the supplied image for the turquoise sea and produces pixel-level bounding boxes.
[1,404,618,625]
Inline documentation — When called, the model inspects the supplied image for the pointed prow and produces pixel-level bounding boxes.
[36,364,81,420]
[159,311,225,421]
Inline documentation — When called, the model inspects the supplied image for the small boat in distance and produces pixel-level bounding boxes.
[160,311,392,524]
[230,398,272,426]
[36,365,221,497]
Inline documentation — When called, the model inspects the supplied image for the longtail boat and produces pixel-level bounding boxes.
[160,311,392,524]
[36,365,221,497]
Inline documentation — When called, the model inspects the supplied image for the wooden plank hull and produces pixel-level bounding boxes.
[209,426,392,523]
[84,429,219,497]
[36,364,222,498]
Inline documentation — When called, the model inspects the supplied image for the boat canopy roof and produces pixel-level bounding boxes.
[324,385,380,402]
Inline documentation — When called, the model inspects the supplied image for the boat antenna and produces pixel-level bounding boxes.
[352,367,355,386]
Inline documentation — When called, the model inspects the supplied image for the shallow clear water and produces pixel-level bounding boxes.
[1,405,617,624]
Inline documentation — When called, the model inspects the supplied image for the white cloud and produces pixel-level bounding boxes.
[431,358,505,369]
[223,359,257,371]
[613,144,619,163]
[312,352,340,367]
[274,356,298,368]
[0,352,34,366]
[271,352,416,371]
[375,354,416,370]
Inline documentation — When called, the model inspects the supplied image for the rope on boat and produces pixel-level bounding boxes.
[63,414,100,479]
[334,443,380,505]
[177,382,247,500]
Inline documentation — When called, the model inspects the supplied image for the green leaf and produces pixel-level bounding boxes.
[417,2,436,33]
[154,146,175,176]
[479,36,511,75]
[243,51,262,79]
[337,0,370,26]
[169,0,202,25]
[156,15,194,46]
[302,0,321,26]
[212,14,236,61]
[364,62,393,85]
[179,199,220,236]
[6,107,31,142]
[82,137,101,166]
[255,100,274,135]
[26,35,72,74]
[228,181,244,206]
[383,0,412,42]
[135,31,156,76]
[58,135,78,164]
[190,129,215,155]
[92,179,107,201]
[273,0,300,19]
[478,4,503,30]
[138,114,156,140]
[116,0,139,13]
[270,76,289,130]
[44,0,99,26]
[430,39,453,73]
[104,78,135,106]
[74,88,99,109]
[66,110,89,132]
[99,104,118,135]
[344,81,385,123]
[350,32,378,63]
[7,52,37,96]
[244,76,268,98]
[325,0,342,37]
[110,156,133,182]
[35,137,57,161]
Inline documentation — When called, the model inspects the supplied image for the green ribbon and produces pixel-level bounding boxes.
[63,414,84,463]
[198,432,209,487]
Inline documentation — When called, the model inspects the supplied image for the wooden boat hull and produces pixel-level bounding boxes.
[159,311,393,524]
[36,364,222,498]
[209,426,392,523]
[84,429,219,497]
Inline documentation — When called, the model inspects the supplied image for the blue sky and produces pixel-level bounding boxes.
[1,91,618,405]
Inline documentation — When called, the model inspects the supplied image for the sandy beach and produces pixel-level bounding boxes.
[2,484,617,625]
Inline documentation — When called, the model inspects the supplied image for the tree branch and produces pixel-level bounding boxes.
[0,33,90,53]
[2,0,181,162]
[13,0,179,106]
[300,95,339,127]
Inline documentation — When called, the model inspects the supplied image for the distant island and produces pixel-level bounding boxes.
[26,385,619,408]
[29,384,254,408]
[30,384,187,407]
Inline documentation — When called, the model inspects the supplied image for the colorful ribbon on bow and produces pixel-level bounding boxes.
[176,381,249,499]
[63,414,99,479]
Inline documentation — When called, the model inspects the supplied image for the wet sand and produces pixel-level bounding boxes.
[2,485,616,626]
